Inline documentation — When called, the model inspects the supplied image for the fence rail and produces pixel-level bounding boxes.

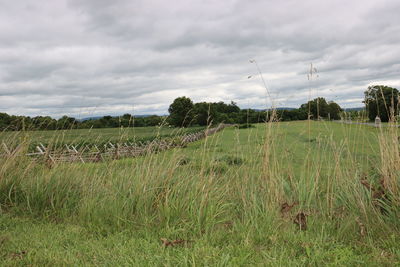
[1,124,230,164]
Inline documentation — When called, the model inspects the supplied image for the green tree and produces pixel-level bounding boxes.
[32,116,57,130]
[168,97,194,127]
[193,102,217,126]
[226,101,241,113]
[133,117,145,127]
[120,114,133,127]
[327,101,343,120]
[364,85,399,122]
[57,116,77,129]
[0,113,11,130]
[300,97,341,120]
[145,115,163,126]
[280,109,308,121]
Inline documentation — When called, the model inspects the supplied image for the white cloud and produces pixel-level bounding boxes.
[0,0,399,117]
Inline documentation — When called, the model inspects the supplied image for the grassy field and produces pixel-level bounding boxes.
[0,126,204,152]
[0,121,399,266]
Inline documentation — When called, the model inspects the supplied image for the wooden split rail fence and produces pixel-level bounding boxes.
[1,124,230,164]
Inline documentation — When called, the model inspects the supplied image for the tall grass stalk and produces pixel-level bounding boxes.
[0,118,399,264]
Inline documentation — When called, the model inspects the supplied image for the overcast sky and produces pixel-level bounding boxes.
[0,0,399,118]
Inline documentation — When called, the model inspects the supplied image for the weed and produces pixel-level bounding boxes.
[217,155,244,166]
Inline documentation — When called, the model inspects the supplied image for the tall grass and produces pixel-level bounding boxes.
[0,118,399,264]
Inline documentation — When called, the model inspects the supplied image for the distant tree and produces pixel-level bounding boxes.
[300,97,341,120]
[293,109,308,120]
[97,116,118,128]
[32,116,57,130]
[10,115,29,131]
[193,102,217,126]
[364,85,399,122]
[57,116,77,129]
[192,101,241,125]
[145,115,163,126]
[327,101,343,120]
[280,109,308,121]
[216,113,230,123]
[133,117,145,127]
[226,101,241,113]
[168,97,194,127]
[0,113,12,130]
[120,114,133,127]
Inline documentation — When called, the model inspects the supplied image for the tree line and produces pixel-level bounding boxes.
[167,97,344,127]
[166,84,399,127]
[0,113,165,131]
[4,84,398,131]
[0,97,342,131]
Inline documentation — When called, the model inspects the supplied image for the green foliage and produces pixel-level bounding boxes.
[168,96,194,127]
[192,101,240,126]
[57,116,77,129]
[0,113,12,130]
[300,97,329,119]
[279,109,308,121]
[193,102,217,126]
[364,85,399,122]
[300,97,343,120]
[0,112,167,132]
[166,97,342,128]
[328,101,343,120]
[0,97,344,133]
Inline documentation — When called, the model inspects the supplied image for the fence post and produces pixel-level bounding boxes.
[72,145,85,163]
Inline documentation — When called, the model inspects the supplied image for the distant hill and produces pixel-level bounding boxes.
[253,107,297,111]
[80,114,162,121]
[79,116,103,121]
[344,107,365,112]
[274,107,296,111]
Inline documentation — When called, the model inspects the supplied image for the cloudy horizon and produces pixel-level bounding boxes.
[0,0,399,118]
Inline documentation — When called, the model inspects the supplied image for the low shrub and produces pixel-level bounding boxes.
[235,124,255,129]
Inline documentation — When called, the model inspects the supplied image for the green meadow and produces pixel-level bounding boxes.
[0,121,399,266]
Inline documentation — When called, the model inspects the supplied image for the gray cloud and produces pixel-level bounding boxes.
[0,0,399,118]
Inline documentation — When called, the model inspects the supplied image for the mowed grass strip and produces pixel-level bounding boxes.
[0,121,399,266]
